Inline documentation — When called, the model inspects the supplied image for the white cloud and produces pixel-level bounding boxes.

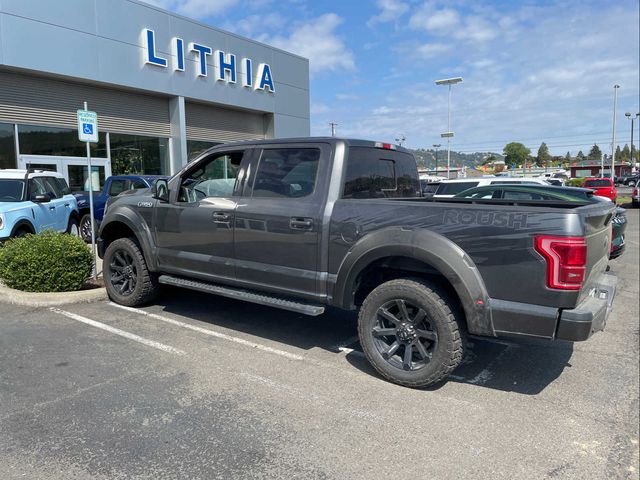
[415,42,451,58]
[142,0,237,18]
[409,4,459,31]
[367,0,409,27]
[269,14,355,75]
[224,13,285,41]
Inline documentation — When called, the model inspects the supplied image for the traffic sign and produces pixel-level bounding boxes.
[77,109,99,143]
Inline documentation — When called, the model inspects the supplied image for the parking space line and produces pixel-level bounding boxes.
[50,307,185,356]
[108,302,305,361]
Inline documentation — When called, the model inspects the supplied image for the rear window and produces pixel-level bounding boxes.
[436,181,479,195]
[343,147,420,199]
[584,179,611,187]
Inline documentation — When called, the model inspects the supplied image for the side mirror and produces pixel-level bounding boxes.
[32,194,51,203]
[153,179,169,202]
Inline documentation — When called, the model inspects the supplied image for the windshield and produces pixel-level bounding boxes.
[0,179,25,202]
[584,179,611,187]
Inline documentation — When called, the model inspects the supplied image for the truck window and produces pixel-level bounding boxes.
[178,151,243,202]
[109,179,127,196]
[343,147,420,199]
[28,178,48,198]
[131,179,148,190]
[252,148,320,199]
[42,177,63,199]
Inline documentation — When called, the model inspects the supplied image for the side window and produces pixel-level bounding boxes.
[55,178,72,195]
[131,179,148,190]
[503,190,542,200]
[42,177,63,199]
[179,151,243,202]
[109,179,128,196]
[29,177,48,198]
[343,147,419,199]
[469,190,497,199]
[252,148,320,199]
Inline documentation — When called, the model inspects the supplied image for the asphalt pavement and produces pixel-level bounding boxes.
[1,207,638,479]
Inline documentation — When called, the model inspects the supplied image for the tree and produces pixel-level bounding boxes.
[503,142,531,168]
[576,150,585,160]
[537,142,551,167]
[588,144,602,161]
[621,144,631,161]
[565,151,572,162]
[481,154,497,165]
[615,145,622,160]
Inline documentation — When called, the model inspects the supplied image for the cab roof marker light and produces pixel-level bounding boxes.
[375,142,397,150]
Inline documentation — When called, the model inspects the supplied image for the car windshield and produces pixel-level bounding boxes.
[0,179,25,202]
[584,180,611,187]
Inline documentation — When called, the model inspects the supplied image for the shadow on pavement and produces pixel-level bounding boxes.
[155,286,573,395]
[345,336,574,395]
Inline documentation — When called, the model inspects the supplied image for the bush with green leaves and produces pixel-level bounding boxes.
[0,231,92,292]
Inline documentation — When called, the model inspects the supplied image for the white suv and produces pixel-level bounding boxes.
[433,177,550,198]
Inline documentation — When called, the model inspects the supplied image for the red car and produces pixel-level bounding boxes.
[582,178,617,202]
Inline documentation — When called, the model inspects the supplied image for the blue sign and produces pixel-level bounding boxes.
[143,29,275,93]
[82,123,93,135]
[77,110,99,143]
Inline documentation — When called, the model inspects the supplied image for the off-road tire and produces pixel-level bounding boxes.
[104,237,159,307]
[358,278,465,388]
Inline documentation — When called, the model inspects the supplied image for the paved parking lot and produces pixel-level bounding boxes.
[1,209,638,479]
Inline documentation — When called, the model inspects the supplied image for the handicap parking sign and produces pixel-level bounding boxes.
[77,109,99,143]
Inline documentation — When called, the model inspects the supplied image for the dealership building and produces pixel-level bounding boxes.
[0,0,310,191]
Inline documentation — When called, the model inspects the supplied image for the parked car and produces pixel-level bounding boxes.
[582,177,617,202]
[98,138,618,388]
[453,185,626,259]
[632,181,639,208]
[614,174,638,186]
[432,177,550,198]
[420,180,440,199]
[0,169,79,240]
[74,175,167,242]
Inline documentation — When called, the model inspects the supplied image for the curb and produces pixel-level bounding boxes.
[0,283,108,307]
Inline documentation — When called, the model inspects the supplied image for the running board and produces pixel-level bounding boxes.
[158,275,325,316]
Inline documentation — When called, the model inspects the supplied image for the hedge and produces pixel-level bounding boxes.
[0,231,92,292]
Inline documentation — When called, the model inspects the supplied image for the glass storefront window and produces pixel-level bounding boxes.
[18,125,107,158]
[0,123,16,169]
[68,165,106,192]
[187,140,221,162]
[110,133,169,175]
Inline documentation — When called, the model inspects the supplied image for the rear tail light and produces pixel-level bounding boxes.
[633,187,638,196]
[534,236,587,290]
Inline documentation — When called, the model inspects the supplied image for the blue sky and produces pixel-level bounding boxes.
[146,0,639,156]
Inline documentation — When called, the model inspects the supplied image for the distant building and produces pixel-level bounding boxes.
[569,160,632,178]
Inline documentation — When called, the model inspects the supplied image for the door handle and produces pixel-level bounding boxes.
[290,217,314,230]
[49,206,56,211]
[212,212,231,223]
[64,203,70,207]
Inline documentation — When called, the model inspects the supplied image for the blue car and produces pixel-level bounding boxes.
[0,169,80,240]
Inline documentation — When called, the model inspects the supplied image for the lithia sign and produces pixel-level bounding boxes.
[142,29,275,93]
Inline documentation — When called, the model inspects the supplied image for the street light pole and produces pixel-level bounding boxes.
[329,122,338,137]
[433,144,441,173]
[610,84,620,179]
[435,77,463,179]
[625,112,640,175]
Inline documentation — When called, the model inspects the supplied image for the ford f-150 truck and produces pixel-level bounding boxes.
[98,138,618,387]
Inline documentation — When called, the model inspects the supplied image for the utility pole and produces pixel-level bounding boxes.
[610,84,620,179]
[329,122,338,137]
[625,112,639,175]
[433,144,441,174]
[435,77,463,179]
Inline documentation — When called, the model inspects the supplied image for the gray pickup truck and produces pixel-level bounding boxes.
[98,138,617,387]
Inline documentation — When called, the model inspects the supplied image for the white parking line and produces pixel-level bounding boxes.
[108,302,305,361]
[50,307,185,355]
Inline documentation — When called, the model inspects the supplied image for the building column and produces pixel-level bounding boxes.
[169,96,187,174]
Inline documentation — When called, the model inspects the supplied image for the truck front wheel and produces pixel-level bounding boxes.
[104,237,159,307]
[358,278,465,388]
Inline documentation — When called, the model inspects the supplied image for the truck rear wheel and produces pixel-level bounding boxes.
[358,278,464,388]
[80,214,93,243]
[104,237,159,307]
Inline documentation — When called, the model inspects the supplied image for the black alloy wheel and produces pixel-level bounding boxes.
[80,214,93,243]
[109,249,138,296]
[372,299,438,372]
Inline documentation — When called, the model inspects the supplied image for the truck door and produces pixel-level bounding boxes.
[154,148,250,281]
[234,143,330,299]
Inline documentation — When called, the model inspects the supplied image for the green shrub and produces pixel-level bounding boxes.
[0,231,92,292]
[566,178,584,187]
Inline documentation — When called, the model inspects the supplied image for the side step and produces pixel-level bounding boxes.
[158,275,325,316]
